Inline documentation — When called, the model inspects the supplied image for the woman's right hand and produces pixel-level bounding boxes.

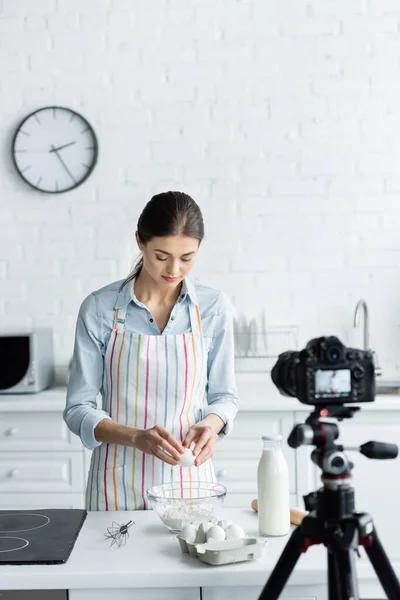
[134,425,185,466]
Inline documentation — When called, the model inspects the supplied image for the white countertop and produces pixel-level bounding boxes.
[0,508,395,591]
[0,375,399,412]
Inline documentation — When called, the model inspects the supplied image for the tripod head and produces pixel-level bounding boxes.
[288,404,398,484]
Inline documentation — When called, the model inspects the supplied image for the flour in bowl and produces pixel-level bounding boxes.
[161,503,217,531]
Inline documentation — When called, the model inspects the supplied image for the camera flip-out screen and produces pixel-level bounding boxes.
[315,369,351,398]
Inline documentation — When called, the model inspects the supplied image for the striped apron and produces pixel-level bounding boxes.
[86,298,216,510]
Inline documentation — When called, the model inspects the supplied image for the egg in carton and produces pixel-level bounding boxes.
[177,519,265,564]
[177,521,215,556]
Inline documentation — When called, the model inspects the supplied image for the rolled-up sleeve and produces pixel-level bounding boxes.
[63,294,111,450]
[204,292,239,438]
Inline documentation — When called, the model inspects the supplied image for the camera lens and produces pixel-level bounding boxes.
[271,351,299,398]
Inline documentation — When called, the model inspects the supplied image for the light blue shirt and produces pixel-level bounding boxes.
[64,276,239,450]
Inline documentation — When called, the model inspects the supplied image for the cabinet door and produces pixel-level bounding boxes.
[0,592,66,600]
[0,411,81,451]
[0,452,84,493]
[202,586,325,599]
[69,590,199,600]
[295,410,400,560]
[0,493,84,509]
[213,412,295,508]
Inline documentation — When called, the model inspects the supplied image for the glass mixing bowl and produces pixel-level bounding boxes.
[146,481,227,532]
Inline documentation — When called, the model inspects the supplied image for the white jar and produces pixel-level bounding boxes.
[257,434,290,537]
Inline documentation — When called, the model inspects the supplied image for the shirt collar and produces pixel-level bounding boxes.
[114,274,198,309]
[181,276,198,305]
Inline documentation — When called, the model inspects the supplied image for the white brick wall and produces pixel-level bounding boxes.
[1,0,400,380]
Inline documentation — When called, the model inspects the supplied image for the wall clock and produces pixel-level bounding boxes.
[12,106,98,193]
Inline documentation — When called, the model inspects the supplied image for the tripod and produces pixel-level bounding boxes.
[258,406,400,600]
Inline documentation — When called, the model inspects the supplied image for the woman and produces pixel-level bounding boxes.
[64,191,239,511]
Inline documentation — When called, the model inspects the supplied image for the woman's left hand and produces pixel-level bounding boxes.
[182,423,218,467]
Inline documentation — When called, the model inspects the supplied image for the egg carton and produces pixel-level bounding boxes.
[177,535,266,565]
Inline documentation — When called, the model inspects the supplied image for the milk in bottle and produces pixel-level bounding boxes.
[257,434,290,536]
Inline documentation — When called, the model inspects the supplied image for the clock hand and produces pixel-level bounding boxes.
[49,141,76,153]
[50,145,76,183]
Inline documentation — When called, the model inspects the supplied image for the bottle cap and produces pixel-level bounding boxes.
[261,434,283,441]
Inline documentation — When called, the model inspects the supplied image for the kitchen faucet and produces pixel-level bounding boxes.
[353,299,369,350]
[353,299,382,376]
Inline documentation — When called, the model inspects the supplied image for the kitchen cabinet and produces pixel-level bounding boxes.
[0,493,84,509]
[0,592,66,600]
[69,590,199,600]
[202,587,325,600]
[0,411,81,451]
[296,409,400,560]
[69,588,324,600]
[212,411,295,508]
[0,452,84,493]
[0,394,86,509]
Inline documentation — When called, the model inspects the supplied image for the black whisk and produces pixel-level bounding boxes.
[104,520,134,548]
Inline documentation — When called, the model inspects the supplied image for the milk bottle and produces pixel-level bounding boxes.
[257,434,290,536]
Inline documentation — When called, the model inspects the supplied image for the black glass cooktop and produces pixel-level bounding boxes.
[0,509,87,565]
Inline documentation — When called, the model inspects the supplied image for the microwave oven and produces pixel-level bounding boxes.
[0,329,54,394]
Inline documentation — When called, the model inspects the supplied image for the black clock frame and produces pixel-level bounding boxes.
[11,105,99,194]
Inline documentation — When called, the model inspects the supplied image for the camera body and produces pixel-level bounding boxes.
[271,335,375,406]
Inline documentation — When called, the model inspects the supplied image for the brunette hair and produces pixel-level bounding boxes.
[123,191,204,286]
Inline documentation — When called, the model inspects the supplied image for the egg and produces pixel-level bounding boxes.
[206,525,226,542]
[180,523,198,544]
[218,519,233,531]
[224,523,245,540]
[179,448,195,468]
[195,521,213,544]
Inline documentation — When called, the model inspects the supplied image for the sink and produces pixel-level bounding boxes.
[375,380,400,395]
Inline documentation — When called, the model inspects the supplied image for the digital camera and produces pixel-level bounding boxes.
[271,336,375,405]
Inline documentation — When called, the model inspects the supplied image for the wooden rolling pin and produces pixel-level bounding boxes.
[251,499,308,526]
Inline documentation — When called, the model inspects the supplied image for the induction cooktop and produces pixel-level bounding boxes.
[0,509,87,565]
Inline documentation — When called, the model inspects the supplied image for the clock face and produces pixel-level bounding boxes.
[12,106,98,193]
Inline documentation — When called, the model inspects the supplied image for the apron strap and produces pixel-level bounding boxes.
[113,306,127,332]
[189,301,202,334]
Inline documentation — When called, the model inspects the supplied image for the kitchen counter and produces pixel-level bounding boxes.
[1,375,399,412]
[0,508,396,592]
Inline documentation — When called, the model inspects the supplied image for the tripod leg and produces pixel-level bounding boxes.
[328,549,360,600]
[258,526,305,600]
[363,529,400,600]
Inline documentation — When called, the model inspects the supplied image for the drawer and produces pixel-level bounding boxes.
[222,490,298,510]
[214,454,295,496]
[215,412,296,492]
[214,443,295,493]
[70,590,199,600]
[0,452,84,492]
[203,586,320,600]
[0,492,85,509]
[0,411,81,451]
[228,411,294,440]
[213,457,259,490]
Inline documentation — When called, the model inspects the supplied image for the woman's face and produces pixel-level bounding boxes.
[136,233,200,286]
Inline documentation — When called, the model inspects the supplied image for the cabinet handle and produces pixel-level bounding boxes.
[216,469,227,479]
[5,428,18,436]
[8,469,19,478]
